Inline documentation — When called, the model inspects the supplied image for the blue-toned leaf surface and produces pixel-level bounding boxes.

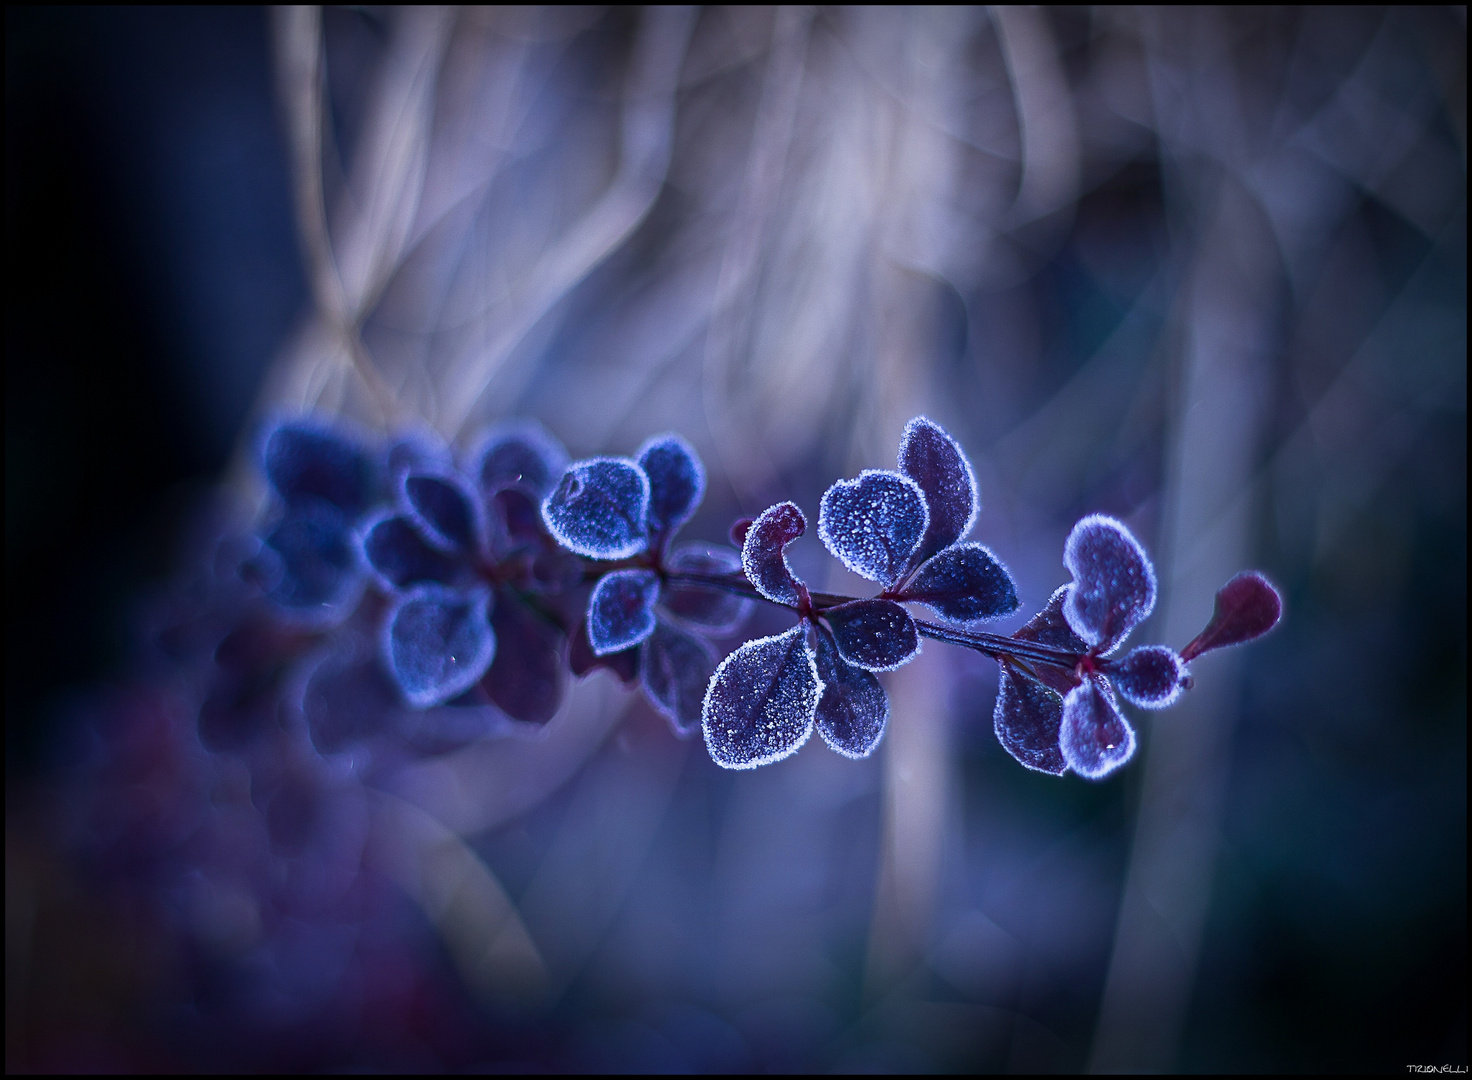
[386,431,451,478]
[818,470,928,585]
[1181,571,1283,661]
[641,621,718,737]
[1011,586,1087,697]
[482,590,565,724]
[900,542,1018,622]
[263,421,376,517]
[570,615,640,684]
[898,416,978,565]
[1062,514,1157,650]
[823,599,919,671]
[360,513,465,591]
[488,487,544,557]
[402,472,479,552]
[741,502,807,605]
[302,645,401,757]
[703,625,820,769]
[542,457,650,559]
[263,501,363,620]
[587,569,661,655]
[812,625,887,759]
[1059,676,1136,779]
[199,618,297,751]
[384,586,496,708]
[661,544,750,633]
[472,420,568,498]
[1109,645,1186,708]
[994,666,1067,775]
[638,433,705,540]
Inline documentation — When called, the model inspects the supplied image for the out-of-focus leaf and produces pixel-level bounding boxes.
[482,590,565,724]
[641,621,718,737]
[360,513,465,591]
[812,625,887,759]
[741,501,807,605]
[637,433,705,541]
[661,544,750,633]
[488,487,545,556]
[471,420,568,499]
[1062,514,1157,650]
[823,599,919,671]
[897,416,978,565]
[817,470,929,585]
[702,625,820,769]
[542,457,650,559]
[587,569,661,655]
[1180,571,1283,661]
[263,501,364,621]
[899,542,1018,622]
[402,472,480,553]
[1109,645,1187,708]
[383,585,496,708]
[262,420,376,517]
[569,615,641,684]
[1059,676,1136,779]
[993,665,1067,775]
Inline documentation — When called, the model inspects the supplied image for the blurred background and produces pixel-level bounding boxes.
[6,6,1465,1072]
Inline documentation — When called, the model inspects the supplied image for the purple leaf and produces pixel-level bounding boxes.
[482,590,565,724]
[898,416,978,565]
[1062,514,1157,650]
[661,544,751,634]
[1180,571,1283,661]
[637,433,705,540]
[1011,586,1088,696]
[386,430,451,478]
[402,471,479,553]
[569,616,640,684]
[729,517,754,547]
[262,501,364,621]
[741,502,808,605]
[488,487,545,556]
[542,457,650,559]
[261,419,376,517]
[899,542,1018,623]
[812,625,888,759]
[1059,676,1136,779]
[587,569,661,655]
[1108,645,1187,709]
[383,586,496,708]
[360,513,466,591]
[817,470,929,586]
[993,665,1067,775]
[641,621,718,737]
[471,420,568,499]
[702,625,820,769]
[823,599,919,671]
[302,644,402,757]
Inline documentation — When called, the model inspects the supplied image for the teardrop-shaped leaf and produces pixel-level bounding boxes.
[661,544,751,633]
[542,457,650,559]
[262,501,364,622]
[261,419,377,517]
[360,513,466,591]
[1108,645,1187,709]
[471,420,568,499]
[402,471,480,553]
[993,665,1067,775]
[383,585,496,708]
[1062,515,1157,650]
[812,625,888,759]
[898,416,978,566]
[569,616,640,685]
[817,470,929,586]
[1059,676,1136,779]
[587,569,661,655]
[1180,571,1283,661]
[702,625,820,769]
[741,502,807,605]
[637,433,705,541]
[898,542,1018,622]
[481,590,565,724]
[641,621,718,737]
[823,599,919,671]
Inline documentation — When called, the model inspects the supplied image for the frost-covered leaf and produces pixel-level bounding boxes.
[1180,571,1283,661]
[262,420,376,517]
[702,625,820,769]
[262,501,364,620]
[482,589,565,724]
[741,501,807,605]
[898,416,978,565]
[383,586,496,708]
[993,665,1067,775]
[1109,645,1187,708]
[402,472,479,552]
[641,621,718,737]
[471,420,568,498]
[812,625,887,759]
[1059,676,1136,779]
[638,433,705,541]
[1062,515,1157,650]
[569,615,641,684]
[661,544,750,633]
[542,457,650,559]
[818,470,929,585]
[360,513,465,591]
[1010,586,1087,696]
[899,542,1018,622]
[587,569,661,655]
[823,599,919,671]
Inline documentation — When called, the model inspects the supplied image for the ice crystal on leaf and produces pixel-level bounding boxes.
[1062,514,1157,650]
[702,625,822,769]
[818,470,929,586]
[542,457,650,559]
[822,599,919,671]
[898,542,1017,623]
[638,433,705,541]
[1060,677,1137,779]
[587,569,662,655]
[742,501,808,605]
[384,585,496,709]
[812,625,888,759]
[897,416,979,567]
